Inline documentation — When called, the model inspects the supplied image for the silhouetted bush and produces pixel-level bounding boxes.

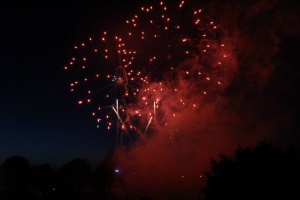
[0,155,40,199]
[203,141,300,200]
[58,158,91,192]
[32,164,56,196]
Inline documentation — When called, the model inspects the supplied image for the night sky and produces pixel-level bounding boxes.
[0,1,140,168]
[1,1,300,198]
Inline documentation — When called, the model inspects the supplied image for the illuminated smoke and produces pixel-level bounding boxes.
[111,0,299,199]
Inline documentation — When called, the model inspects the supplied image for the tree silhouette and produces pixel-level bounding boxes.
[0,155,40,200]
[58,158,91,192]
[90,149,119,199]
[203,141,300,200]
[32,164,56,195]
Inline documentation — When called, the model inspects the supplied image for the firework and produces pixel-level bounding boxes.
[121,0,230,131]
[65,0,231,143]
[123,1,226,82]
[64,31,147,134]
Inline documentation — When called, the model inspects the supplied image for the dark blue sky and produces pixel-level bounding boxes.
[0,1,139,168]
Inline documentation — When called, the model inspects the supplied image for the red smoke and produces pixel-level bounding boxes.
[110,0,299,199]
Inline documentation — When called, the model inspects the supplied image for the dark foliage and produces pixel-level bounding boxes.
[203,140,300,200]
[0,155,40,200]
[57,158,91,192]
[32,164,56,194]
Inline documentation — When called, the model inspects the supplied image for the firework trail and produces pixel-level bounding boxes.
[64,31,149,142]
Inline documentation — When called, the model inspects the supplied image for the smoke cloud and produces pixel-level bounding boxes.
[111,0,300,199]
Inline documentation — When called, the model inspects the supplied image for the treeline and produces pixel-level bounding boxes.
[203,141,300,200]
[1,141,300,200]
[0,150,120,200]
[31,158,117,199]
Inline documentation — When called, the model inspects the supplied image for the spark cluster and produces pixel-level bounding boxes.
[64,0,230,143]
